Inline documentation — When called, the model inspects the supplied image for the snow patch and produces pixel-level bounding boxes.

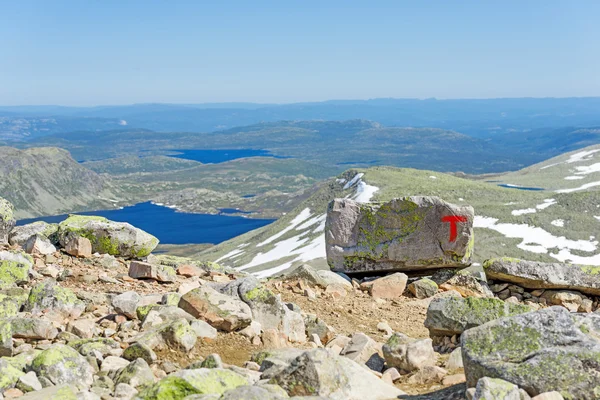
[343,173,364,189]
[475,216,600,263]
[536,199,556,210]
[429,176,437,179]
[556,181,600,193]
[257,208,312,247]
[573,163,600,175]
[459,198,464,201]
[353,181,379,203]
[541,149,600,169]
[511,208,536,216]
[565,176,585,180]
[551,219,564,227]
[215,248,245,262]
[296,214,326,231]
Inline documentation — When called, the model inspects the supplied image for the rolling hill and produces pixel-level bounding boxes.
[0,147,127,219]
[200,146,600,277]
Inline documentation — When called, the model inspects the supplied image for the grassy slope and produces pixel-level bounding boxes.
[198,158,600,275]
[0,147,127,219]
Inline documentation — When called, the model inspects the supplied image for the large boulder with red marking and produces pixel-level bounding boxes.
[325,197,474,274]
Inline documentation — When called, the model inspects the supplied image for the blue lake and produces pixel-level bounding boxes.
[168,149,287,164]
[497,184,545,191]
[17,202,274,245]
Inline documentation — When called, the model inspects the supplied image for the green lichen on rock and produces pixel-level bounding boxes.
[0,251,33,289]
[0,198,14,222]
[0,359,24,390]
[0,294,20,318]
[243,286,274,302]
[25,280,84,318]
[463,320,542,361]
[58,214,158,258]
[137,376,202,400]
[137,304,161,321]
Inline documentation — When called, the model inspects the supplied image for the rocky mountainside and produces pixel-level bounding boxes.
[0,195,597,399]
[202,146,600,277]
[0,147,127,219]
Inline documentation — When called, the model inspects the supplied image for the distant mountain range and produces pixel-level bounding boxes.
[2,97,600,138]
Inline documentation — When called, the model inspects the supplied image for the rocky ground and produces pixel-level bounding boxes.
[0,197,598,399]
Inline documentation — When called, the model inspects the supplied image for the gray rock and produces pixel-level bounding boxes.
[24,279,85,318]
[266,348,405,400]
[19,385,78,399]
[178,286,252,332]
[138,368,248,398]
[24,234,57,255]
[200,354,223,369]
[114,358,155,388]
[0,358,24,391]
[31,344,94,389]
[100,356,130,375]
[190,320,218,340]
[16,371,42,392]
[0,250,33,289]
[112,291,142,319]
[122,342,157,364]
[340,332,385,372]
[439,273,493,298]
[0,198,15,245]
[425,295,533,336]
[9,221,59,247]
[382,332,436,372]
[114,383,138,399]
[129,318,197,352]
[473,377,521,400]
[220,385,288,400]
[58,215,159,258]
[325,197,474,273]
[408,277,439,299]
[445,347,464,371]
[141,305,196,330]
[462,306,600,399]
[10,317,59,340]
[316,270,353,289]
[128,261,176,283]
[484,257,600,296]
[0,320,12,356]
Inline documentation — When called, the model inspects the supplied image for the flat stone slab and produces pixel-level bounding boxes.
[325,196,474,273]
[484,257,600,296]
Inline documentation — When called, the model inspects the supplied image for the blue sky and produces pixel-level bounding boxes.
[1,0,599,105]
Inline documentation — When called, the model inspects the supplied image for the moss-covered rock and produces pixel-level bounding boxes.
[24,279,85,318]
[0,250,33,289]
[424,295,533,336]
[0,198,15,245]
[326,196,474,273]
[114,358,155,388]
[0,358,24,391]
[58,215,159,258]
[30,344,94,389]
[68,337,120,357]
[462,306,600,399]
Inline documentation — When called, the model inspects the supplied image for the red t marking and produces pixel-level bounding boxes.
[441,215,468,242]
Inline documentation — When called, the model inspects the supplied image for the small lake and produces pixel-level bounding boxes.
[168,149,287,164]
[17,202,274,245]
[497,184,545,191]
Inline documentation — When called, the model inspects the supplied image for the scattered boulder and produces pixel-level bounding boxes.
[0,358,24,391]
[10,317,59,340]
[325,196,474,273]
[265,348,405,399]
[24,234,57,255]
[9,221,59,247]
[445,347,464,371]
[112,291,142,319]
[369,272,408,299]
[31,344,94,389]
[130,318,197,352]
[425,296,533,336]
[58,215,159,258]
[340,332,385,372]
[0,198,15,245]
[178,286,252,332]
[114,358,155,388]
[24,279,85,318]
[484,257,600,296]
[408,277,439,299]
[64,236,92,258]
[462,306,600,398]
[439,273,493,298]
[0,250,33,289]
[128,261,176,283]
[472,377,522,400]
[540,290,586,313]
[382,332,436,372]
[19,385,78,399]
